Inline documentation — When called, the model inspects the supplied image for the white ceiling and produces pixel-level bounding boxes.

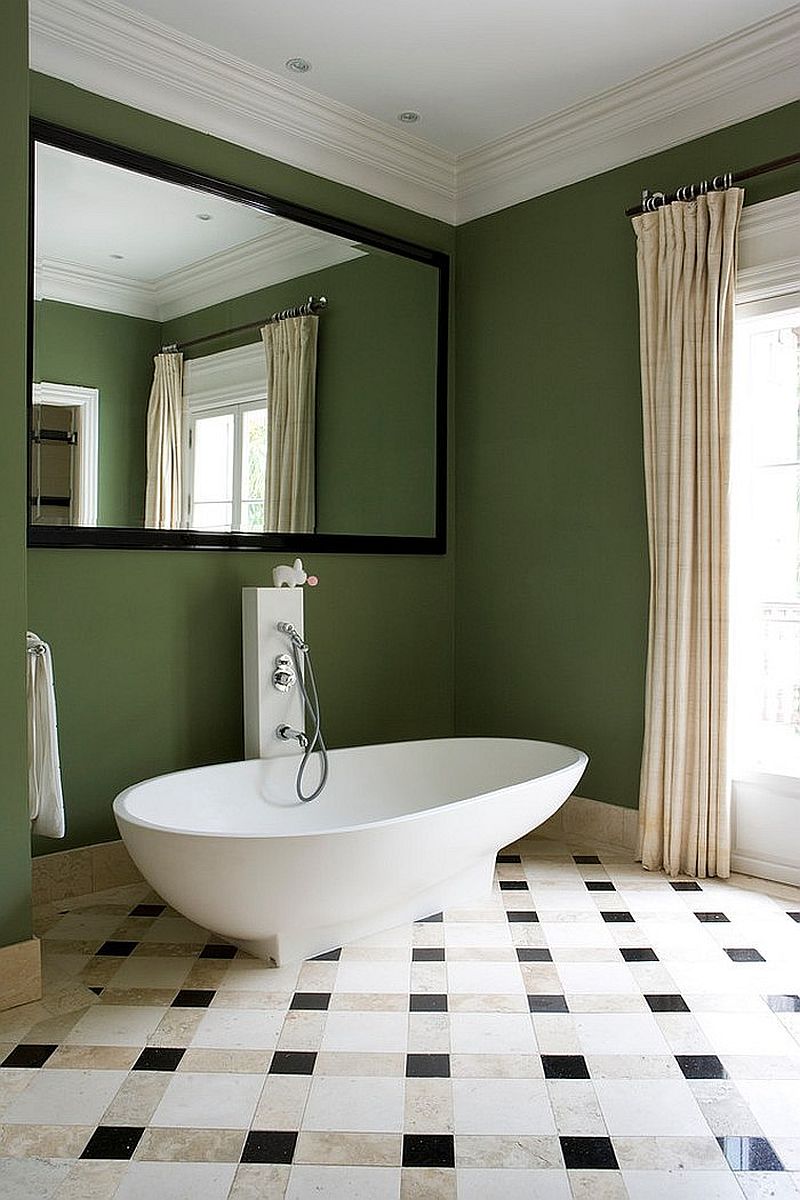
[81,0,795,153]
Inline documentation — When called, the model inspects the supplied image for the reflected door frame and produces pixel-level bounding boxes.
[32,381,99,526]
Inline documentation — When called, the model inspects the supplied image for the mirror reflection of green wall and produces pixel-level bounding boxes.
[31,138,441,540]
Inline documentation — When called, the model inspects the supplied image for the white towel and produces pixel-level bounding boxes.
[27,631,65,838]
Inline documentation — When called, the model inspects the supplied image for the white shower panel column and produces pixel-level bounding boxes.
[242,587,304,759]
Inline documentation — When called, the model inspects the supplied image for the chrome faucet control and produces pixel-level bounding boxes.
[277,724,308,749]
[272,654,296,693]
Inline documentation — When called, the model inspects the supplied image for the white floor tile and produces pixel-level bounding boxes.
[303,1076,404,1132]
[623,1170,745,1198]
[64,1005,167,1046]
[574,1013,670,1055]
[452,1077,555,1134]
[737,1081,800,1136]
[1,1068,127,1125]
[321,1012,408,1053]
[150,1072,263,1128]
[594,1079,710,1136]
[114,1162,236,1200]
[0,1157,71,1200]
[286,1165,400,1199]
[450,1013,537,1055]
[456,1168,570,1198]
[695,1013,800,1057]
[191,1009,284,1050]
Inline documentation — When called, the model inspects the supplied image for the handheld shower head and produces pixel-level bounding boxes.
[277,621,308,653]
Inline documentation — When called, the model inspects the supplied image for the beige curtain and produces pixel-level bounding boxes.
[261,315,318,533]
[144,351,184,529]
[632,189,743,879]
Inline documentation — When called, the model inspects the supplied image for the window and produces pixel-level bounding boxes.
[188,399,267,533]
[732,306,800,779]
[182,343,268,534]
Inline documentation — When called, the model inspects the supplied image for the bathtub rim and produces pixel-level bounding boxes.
[113,736,588,842]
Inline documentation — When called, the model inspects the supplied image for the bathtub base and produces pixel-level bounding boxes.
[232,856,496,964]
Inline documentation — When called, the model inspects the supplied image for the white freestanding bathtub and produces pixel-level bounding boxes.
[114,737,587,964]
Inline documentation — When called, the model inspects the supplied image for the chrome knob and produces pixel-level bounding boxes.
[272,654,296,692]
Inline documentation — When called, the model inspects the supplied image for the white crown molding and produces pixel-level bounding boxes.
[456,6,800,223]
[36,225,366,321]
[35,257,160,319]
[739,190,800,242]
[155,225,365,321]
[29,0,457,224]
[29,0,799,228]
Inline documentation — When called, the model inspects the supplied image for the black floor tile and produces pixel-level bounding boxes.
[129,904,166,917]
[620,947,659,962]
[542,1054,590,1079]
[670,881,702,892]
[499,880,528,891]
[1,1043,57,1068]
[416,912,443,924]
[695,912,730,923]
[132,1047,185,1071]
[676,1054,728,1079]
[402,1134,455,1168]
[80,1126,145,1160]
[788,913,800,923]
[586,881,615,891]
[560,1136,618,1169]
[199,943,237,959]
[269,1051,317,1075]
[528,995,568,1013]
[95,940,138,957]
[573,855,601,864]
[88,986,104,996]
[725,948,765,962]
[406,1053,450,1078]
[516,948,553,962]
[241,1130,298,1164]
[497,854,522,864]
[766,994,800,1013]
[506,911,539,923]
[412,948,445,962]
[645,994,690,1013]
[717,1136,784,1171]
[171,989,215,1008]
[601,912,634,923]
[290,992,330,1010]
[309,948,342,962]
[410,993,448,1012]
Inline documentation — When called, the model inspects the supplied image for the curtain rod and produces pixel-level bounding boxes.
[162,294,327,354]
[625,150,800,217]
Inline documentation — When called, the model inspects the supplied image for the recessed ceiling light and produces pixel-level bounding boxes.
[109,253,124,259]
[398,111,420,124]
[285,57,311,73]
[196,213,213,221]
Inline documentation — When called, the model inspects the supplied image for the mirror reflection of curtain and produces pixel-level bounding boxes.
[145,351,184,529]
[261,316,318,533]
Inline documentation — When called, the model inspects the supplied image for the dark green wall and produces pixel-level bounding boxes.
[34,300,162,526]
[454,101,800,809]
[0,0,32,945]
[163,251,438,537]
[28,73,455,855]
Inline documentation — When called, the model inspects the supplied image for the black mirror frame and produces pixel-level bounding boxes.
[27,119,449,555]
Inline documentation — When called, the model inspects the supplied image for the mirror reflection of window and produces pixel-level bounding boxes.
[187,400,266,533]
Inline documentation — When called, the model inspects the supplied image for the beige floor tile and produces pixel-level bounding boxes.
[400,1166,457,1199]
[404,1077,454,1133]
[0,1122,93,1157]
[46,1045,139,1070]
[135,1126,246,1161]
[253,1075,311,1129]
[295,1131,401,1165]
[329,993,408,1011]
[178,1048,271,1073]
[52,1159,128,1200]
[228,1163,290,1199]
[147,1009,205,1047]
[455,1134,562,1168]
[314,1052,405,1077]
[102,1072,171,1124]
[613,1135,727,1170]
[450,1053,543,1078]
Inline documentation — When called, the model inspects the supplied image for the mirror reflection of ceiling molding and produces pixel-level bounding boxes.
[35,141,365,320]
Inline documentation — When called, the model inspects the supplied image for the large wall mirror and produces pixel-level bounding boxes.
[28,121,448,553]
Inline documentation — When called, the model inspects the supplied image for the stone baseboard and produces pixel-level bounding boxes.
[0,937,42,1011]
[537,794,639,853]
[32,840,142,905]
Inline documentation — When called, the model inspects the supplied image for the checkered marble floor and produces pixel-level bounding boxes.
[2,834,800,1200]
